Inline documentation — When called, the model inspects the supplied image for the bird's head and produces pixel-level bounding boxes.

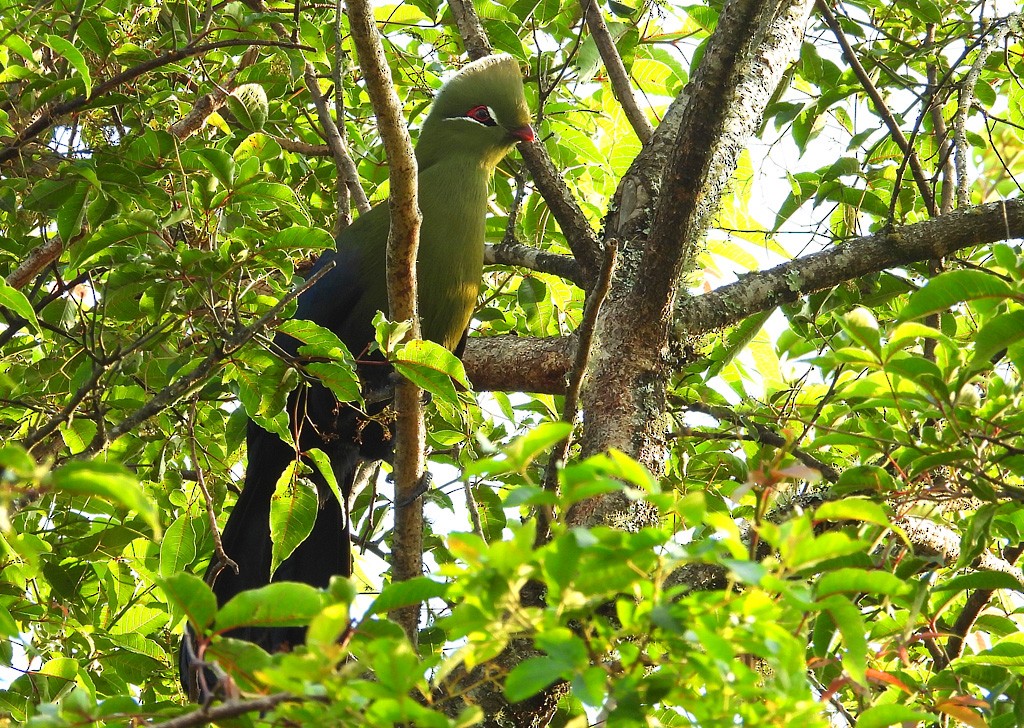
[417,54,534,170]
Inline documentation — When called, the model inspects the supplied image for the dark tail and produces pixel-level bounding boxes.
[179,415,359,701]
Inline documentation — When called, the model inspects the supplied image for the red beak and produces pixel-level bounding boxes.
[510,125,536,143]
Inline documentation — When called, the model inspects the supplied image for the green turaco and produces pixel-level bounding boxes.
[179,54,534,701]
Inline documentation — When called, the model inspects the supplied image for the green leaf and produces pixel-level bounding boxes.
[505,656,565,703]
[834,465,897,494]
[45,35,93,97]
[970,309,1024,370]
[215,582,325,633]
[899,270,1013,321]
[269,461,318,577]
[818,594,867,684]
[159,514,201,577]
[0,444,36,477]
[814,497,890,528]
[817,568,910,598]
[787,531,867,571]
[518,277,552,335]
[194,148,236,189]
[369,577,448,615]
[161,573,218,631]
[279,319,354,360]
[69,220,159,269]
[306,448,342,507]
[202,637,272,692]
[393,339,470,406]
[0,278,39,332]
[837,306,880,357]
[56,181,91,242]
[467,422,573,477]
[268,225,334,252]
[0,601,17,638]
[305,362,362,403]
[49,461,160,535]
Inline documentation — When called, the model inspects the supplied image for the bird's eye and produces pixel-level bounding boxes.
[465,105,497,126]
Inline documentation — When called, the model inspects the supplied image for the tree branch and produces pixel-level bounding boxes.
[462,199,1023,397]
[675,198,1024,335]
[346,0,425,642]
[581,0,653,143]
[816,0,936,216]
[168,45,261,140]
[484,240,584,287]
[149,692,299,727]
[952,12,1015,208]
[573,0,816,520]
[462,334,573,394]
[62,263,335,460]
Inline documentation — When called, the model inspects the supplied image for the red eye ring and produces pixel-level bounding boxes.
[466,105,496,126]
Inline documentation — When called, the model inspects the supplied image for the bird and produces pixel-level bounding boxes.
[179,54,534,701]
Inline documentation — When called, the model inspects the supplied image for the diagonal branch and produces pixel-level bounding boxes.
[676,198,1024,334]
[581,0,653,143]
[816,0,937,216]
[484,240,584,287]
[462,198,1024,397]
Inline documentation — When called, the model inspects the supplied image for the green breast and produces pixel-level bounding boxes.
[344,156,489,352]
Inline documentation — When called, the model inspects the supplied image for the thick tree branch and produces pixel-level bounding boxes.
[346,0,425,641]
[462,199,1023,397]
[676,199,1024,334]
[6,234,65,290]
[462,335,573,394]
[573,0,816,528]
[944,543,1024,665]
[895,516,1024,585]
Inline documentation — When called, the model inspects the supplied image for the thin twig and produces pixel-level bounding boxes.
[679,399,840,483]
[303,65,371,216]
[148,692,300,727]
[188,402,238,584]
[71,262,334,460]
[333,0,353,234]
